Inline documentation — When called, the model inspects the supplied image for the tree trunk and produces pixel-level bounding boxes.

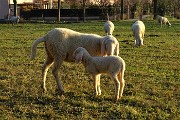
[57,0,61,22]
[83,0,86,22]
[120,0,124,20]
[13,0,17,16]
[153,0,157,19]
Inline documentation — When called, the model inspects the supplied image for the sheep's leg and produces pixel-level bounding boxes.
[140,33,144,46]
[118,73,125,99]
[42,56,53,92]
[97,74,101,96]
[111,74,120,100]
[52,59,65,95]
[93,75,99,96]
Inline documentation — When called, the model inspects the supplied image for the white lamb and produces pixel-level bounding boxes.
[132,20,145,46]
[73,47,126,101]
[10,16,20,25]
[30,28,120,95]
[104,13,114,35]
[157,15,171,27]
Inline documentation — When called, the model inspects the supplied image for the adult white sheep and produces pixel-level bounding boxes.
[157,15,171,27]
[30,28,119,95]
[104,13,114,35]
[132,20,145,46]
[104,21,114,35]
[10,16,20,25]
[73,47,125,100]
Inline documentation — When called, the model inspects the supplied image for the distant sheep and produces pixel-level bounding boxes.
[104,21,115,35]
[104,13,114,35]
[157,15,171,27]
[10,16,20,25]
[30,28,119,95]
[73,47,126,101]
[132,20,145,46]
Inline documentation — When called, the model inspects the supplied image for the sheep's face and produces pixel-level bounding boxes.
[106,41,116,55]
[102,36,119,56]
[73,47,84,63]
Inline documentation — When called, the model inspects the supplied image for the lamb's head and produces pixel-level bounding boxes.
[101,35,119,56]
[73,47,85,63]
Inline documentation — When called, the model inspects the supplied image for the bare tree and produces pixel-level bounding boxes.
[82,0,86,22]
[153,0,157,19]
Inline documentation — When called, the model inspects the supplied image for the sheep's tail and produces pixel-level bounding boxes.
[30,37,46,60]
[120,59,126,80]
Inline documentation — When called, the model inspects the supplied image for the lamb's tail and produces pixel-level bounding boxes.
[30,37,46,60]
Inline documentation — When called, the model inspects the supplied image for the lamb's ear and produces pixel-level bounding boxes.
[101,39,106,56]
[115,42,119,56]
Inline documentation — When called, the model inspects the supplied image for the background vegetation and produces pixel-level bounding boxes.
[0,18,179,119]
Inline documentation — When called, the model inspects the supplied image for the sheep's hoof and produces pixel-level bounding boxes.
[42,86,47,93]
[43,89,47,93]
[55,89,65,96]
[115,96,120,101]
[59,91,65,96]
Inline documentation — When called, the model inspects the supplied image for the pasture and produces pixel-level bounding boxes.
[0,19,179,119]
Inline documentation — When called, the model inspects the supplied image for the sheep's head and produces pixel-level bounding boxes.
[101,35,119,56]
[73,47,84,63]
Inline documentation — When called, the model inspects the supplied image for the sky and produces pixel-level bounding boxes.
[10,0,33,4]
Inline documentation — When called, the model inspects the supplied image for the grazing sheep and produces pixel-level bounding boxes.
[156,15,171,27]
[104,21,115,35]
[10,16,20,25]
[30,28,119,95]
[104,14,114,35]
[73,47,125,101]
[132,20,145,46]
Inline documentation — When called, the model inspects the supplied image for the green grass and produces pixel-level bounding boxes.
[0,19,180,119]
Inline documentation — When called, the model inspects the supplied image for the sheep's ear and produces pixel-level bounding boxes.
[101,39,106,56]
[115,42,119,56]
[75,53,83,63]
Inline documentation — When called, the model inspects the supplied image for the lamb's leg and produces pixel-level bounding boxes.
[97,74,101,96]
[111,74,120,101]
[118,72,125,99]
[42,56,53,92]
[93,75,99,96]
[52,58,64,95]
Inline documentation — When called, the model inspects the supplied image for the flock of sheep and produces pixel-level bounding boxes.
[30,15,171,101]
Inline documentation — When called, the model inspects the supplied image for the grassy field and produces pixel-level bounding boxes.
[0,19,180,119]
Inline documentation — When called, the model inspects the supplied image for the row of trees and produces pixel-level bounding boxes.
[13,0,180,21]
[63,0,180,21]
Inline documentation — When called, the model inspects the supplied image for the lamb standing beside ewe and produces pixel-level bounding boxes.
[132,20,145,46]
[157,15,171,27]
[104,13,114,35]
[73,47,126,101]
[30,28,119,95]
[10,16,20,25]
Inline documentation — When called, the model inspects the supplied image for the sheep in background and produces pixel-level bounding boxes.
[132,20,145,46]
[73,47,125,101]
[10,16,20,25]
[30,28,119,95]
[104,13,115,35]
[156,15,171,27]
